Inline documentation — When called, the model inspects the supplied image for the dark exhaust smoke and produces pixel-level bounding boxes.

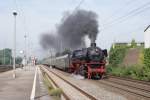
[40,32,60,51]
[40,9,99,51]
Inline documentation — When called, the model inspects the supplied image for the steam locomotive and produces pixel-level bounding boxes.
[43,43,107,79]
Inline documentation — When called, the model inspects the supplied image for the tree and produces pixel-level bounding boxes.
[15,56,22,64]
[62,48,71,55]
[131,39,137,48]
[0,48,12,65]
[55,48,71,57]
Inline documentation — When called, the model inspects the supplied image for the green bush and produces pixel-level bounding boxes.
[49,88,62,97]
[107,64,150,81]
[142,67,150,81]
[131,39,137,48]
[107,44,150,81]
[138,48,144,64]
[144,48,150,68]
[109,46,128,66]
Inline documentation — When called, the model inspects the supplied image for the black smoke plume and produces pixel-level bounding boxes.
[40,9,99,51]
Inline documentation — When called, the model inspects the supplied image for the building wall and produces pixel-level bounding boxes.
[145,28,150,48]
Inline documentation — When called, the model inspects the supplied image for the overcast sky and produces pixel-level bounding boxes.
[0,0,150,59]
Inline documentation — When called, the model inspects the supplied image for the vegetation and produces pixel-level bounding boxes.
[144,48,150,68]
[0,48,12,65]
[61,48,71,55]
[107,40,150,81]
[43,73,62,99]
[15,56,23,64]
[131,39,137,48]
[55,48,71,57]
[0,48,22,65]
[109,45,128,66]
[107,64,150,81]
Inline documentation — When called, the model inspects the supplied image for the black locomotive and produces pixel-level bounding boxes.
[43,43,107,79]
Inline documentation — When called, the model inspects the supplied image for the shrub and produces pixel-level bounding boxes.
[144,48,150,68]
[49,88,62,97]
[138,48,144,64]
[107,64,150,81]
[107,46,150,81]
[131,39,137,48]
[109,46,128,66]
[142,67,150,81]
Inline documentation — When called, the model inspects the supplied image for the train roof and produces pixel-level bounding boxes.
[55,54,68,60]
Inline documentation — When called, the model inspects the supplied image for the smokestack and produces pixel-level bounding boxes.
[91,43,96,47]
[90,35,96,47]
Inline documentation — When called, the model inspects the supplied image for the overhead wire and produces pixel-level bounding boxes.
[102,0,136,24]
[73,0,85,12]
[103,6,150,30]
[102,1,150,30]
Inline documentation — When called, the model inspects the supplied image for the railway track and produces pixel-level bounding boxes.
[40,65,97,100]
[0,65,13,73]
[41,65,150,99]
[0,65,22,73]
[99,75,150,99]
[108,75,150,85]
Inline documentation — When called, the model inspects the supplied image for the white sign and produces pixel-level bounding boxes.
[144,26,150,48]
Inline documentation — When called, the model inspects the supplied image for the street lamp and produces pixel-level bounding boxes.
[13,11,17,78]
[24,34,27,70]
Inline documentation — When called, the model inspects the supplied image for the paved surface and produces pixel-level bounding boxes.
[0,66,51,100]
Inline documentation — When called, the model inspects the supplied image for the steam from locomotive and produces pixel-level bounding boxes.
[40,9,99,51]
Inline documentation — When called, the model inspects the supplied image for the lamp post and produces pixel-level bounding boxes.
[49,49,52,66]
[24,34,27,70]
[13,11,17,78]
[3,49,5,65]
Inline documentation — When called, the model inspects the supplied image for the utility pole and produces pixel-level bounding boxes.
[49,49,52,66]
[13,11,17,78]
[60,40,62,53]
[3,49,5,65]
[24,34,27,70]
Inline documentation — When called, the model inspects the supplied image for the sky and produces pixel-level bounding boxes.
[0,0,150,59]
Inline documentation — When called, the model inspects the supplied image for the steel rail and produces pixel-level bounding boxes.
[99,76,150,99]
[40,66,70,100]
[108,75,150,86]
[41,65,97,100]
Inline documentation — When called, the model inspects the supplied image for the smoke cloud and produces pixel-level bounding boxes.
[40,9,99,51]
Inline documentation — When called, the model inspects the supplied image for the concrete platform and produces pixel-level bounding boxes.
[0,66,51,100]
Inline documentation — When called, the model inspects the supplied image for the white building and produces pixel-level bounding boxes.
[144,25,150,48]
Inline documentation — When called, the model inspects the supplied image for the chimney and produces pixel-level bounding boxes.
[90,35,96,47]
[91,43,96,47]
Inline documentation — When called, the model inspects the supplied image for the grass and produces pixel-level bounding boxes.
[43,73,63,100]
[106,64,150,81]
[108,46,150,81]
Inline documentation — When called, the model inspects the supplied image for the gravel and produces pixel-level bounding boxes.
[42,67,91,100]
[50,68,127,100]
